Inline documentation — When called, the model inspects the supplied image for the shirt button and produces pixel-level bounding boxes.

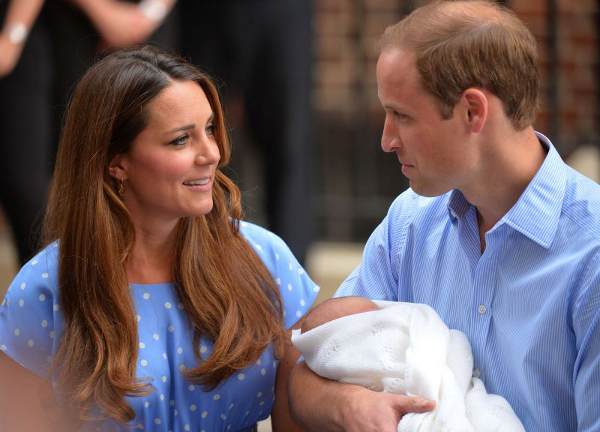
[478,304,487,315]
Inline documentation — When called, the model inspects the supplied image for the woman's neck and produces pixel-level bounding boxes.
[126,220,178,284]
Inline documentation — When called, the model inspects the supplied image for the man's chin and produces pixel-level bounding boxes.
[409,181,450,198]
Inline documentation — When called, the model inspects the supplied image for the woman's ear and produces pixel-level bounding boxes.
[462,88,488,134]
[108,154,127,181]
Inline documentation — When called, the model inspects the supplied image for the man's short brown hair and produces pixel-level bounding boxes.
[380,0,539,130]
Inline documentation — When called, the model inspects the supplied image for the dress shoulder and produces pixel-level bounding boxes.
[0,243,61,378]
[239,221,320,328]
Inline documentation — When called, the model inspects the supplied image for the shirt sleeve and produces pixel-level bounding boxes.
[0,247,58,379]
[573,252,600,431]
[240,222,320,329]
[334,193,414,301]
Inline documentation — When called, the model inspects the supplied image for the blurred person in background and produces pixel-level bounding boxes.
[0,46,318,431]
[0,0,176,265]
[180,0,315,264]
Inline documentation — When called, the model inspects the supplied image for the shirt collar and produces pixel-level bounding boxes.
[448,131,567,248]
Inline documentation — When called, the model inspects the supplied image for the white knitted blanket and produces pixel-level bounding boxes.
[292,301,525,432]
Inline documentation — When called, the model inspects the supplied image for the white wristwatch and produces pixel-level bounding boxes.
[6,23,28,45]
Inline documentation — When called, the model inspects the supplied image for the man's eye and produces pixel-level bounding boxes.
[170,134,190,146]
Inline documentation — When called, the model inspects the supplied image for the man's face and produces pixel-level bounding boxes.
[376,48,476,196]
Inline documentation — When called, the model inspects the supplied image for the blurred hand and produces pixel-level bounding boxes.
[95,2,158,49]
[0,34,23,77]
[338,386,435,432]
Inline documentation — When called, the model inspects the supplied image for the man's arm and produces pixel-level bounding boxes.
[573,256,600,431]
[289,361,434,432]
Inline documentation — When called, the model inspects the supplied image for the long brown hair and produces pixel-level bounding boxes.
[43,47,286,422]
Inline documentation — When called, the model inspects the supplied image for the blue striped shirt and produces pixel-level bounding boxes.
[336,133,600,431]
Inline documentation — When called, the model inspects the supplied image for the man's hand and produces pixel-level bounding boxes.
[337,384,435,432]
[289,362,435,432]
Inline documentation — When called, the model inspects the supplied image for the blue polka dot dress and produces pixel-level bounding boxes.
[0,222,320,431]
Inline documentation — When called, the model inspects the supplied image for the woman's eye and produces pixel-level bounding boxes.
[170,134,190,146]
[206,124,215,136]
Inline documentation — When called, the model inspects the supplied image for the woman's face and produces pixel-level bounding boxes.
[111,80,221,229]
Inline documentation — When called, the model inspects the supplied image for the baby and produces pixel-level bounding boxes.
[293,297,525,432]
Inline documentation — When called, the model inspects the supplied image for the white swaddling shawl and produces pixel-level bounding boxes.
[291,301,525,432]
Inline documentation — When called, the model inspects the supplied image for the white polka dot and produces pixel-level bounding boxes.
[164,302,172,309]
[244,410,250,416]
[184,425,191,432]
[177,347,183,355]
[159,394,165,401]
[261,368,267,376]
[49,331,55,339]
[200,345,208,354]
[154,418,161,425]
[168,325,175,333]
[254,243,263,252]
[140,359,148,367]
[144,401,150,408]
[313,285,320,293]
[259,401,265,406]
[275,252,280,261]
[296,310,302,318]
[287,283,293,291]
[275,278,281,286]
[174,409,178,416]
[288,262,293,270]
[14,328,20,336]
[190,404,197,412]
[297,268,305,275]
[19,282,26,290]
[53,304,60,312]
[300,299,306,307]
[161,376,167,383]
[139,342,146,349]
[41,320,48,328]
[0,345,6,351]
[257,392,263,398]
[228,403,234,410]
[143,293,150,300]
[152,333,159,341]
[31,259,38,266]
[38,294,46,302]
[41,272,49,279]
[179,364,186,372]
[213,393,221,400]
[201,411,208,418]
[256,358,262,365]
[227,425,231,430]
[188,384,195,391]
[18,299,24,307]
[136,314,141,322]
[27,339,34,348]
[162,352,167,360]
[220,413,227,420]
[237,373,245,381]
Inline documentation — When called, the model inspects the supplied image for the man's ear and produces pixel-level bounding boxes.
[108,154,128,181]
[462,88,488,134]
